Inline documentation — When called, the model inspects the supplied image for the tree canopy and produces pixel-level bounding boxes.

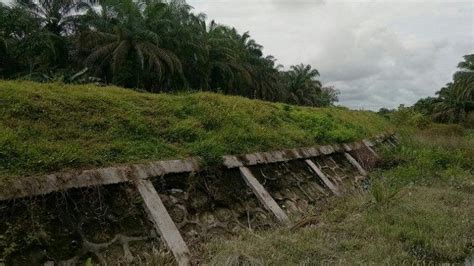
[389,54,474,126]
[0,0,339,107]
[413,54,473,123]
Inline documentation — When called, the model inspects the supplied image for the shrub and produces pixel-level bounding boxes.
[391,105,431,129]
[409,113,431,129]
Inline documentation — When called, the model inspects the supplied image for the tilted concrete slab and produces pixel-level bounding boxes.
[135,179,191,266]
[305,159,341,196]
[344,152,368,176]
[0,133,395,201]
[363,141,380,159]
[362,139,376,147]
[239,166,289,223]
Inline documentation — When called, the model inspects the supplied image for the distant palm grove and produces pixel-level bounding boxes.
[414,54,474,123]
[378,54,473,126]
[0,0,339,107]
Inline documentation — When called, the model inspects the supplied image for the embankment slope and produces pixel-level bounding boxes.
[0,80,392,180]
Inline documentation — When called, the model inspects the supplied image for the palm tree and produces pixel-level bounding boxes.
[452,54,474,103]
[231,30,264,97]
[186,20,255,95]
[1,0,331,108]
[252,55,285,101]
[0,2,59,75]
[457,54,474,71]
[433,55,474,122]
[190,20,238,91]
[285,64,322,106]
[13,0,85,68]
[78,0,182,89]
[433,83,464,122]
[0,3,11,76]
[14,0,80,35]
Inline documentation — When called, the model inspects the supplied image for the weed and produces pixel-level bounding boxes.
[204,126,474,264]
[0,80,392,180]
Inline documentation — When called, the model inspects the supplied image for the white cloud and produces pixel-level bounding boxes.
[189,0,474,110]
[2,0,472,109]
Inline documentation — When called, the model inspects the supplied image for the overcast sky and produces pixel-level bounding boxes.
[188,0,474,110]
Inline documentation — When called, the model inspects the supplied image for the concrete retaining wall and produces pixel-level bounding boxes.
[0,133,398,265]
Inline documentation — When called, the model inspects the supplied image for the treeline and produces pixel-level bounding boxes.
[379,54,473,127]
[0,0,338,107]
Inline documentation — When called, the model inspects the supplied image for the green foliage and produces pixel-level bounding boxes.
[0,0,339,107]
[206,186,473,264]
[377,107,395,119]
[379,124,473,189]
[84,258,92,266]
[0,80,391,180]
[413,96,439,115]
[409,113,431,129]
[369,178,400,205]
[318,86,340,107]
[390,105,431,129]
[205,126,474,264]
[412,54,474,123]
[79,0,182,88]
[284,64,324,106]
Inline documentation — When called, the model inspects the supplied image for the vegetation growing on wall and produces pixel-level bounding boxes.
[0,80,391,180]
[0,1,471,265]
[204,124,474,264]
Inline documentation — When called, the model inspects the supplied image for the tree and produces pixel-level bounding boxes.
[452,54,474,105]
[252,55,286,101]
[318,86,340,107]
[78,0,182,89]
[377,107,395,118]
[433,83,470,123]
[192,21,248,93]
[0,3,14,76]
[13,0,82,68]
[15,0,79,35]
[432,55,474,122]
[285,64,322,106]
[0,0,333,108]
[413,97,439,116]
[0,2,59,76]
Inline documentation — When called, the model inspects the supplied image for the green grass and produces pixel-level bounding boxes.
[204,125,474,264]
[0,80,391,180]
[380,124,473,191]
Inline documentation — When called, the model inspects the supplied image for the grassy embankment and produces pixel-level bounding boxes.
[0,80,391,182]
[205,124,474,264]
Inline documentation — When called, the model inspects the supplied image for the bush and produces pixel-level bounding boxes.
[391,105,431,129]
[409,113,431,129]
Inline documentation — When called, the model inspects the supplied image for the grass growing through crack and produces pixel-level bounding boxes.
[0,80,391,181]
[204,124,474,264]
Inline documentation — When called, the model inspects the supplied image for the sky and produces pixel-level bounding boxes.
[188,0,474,110]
